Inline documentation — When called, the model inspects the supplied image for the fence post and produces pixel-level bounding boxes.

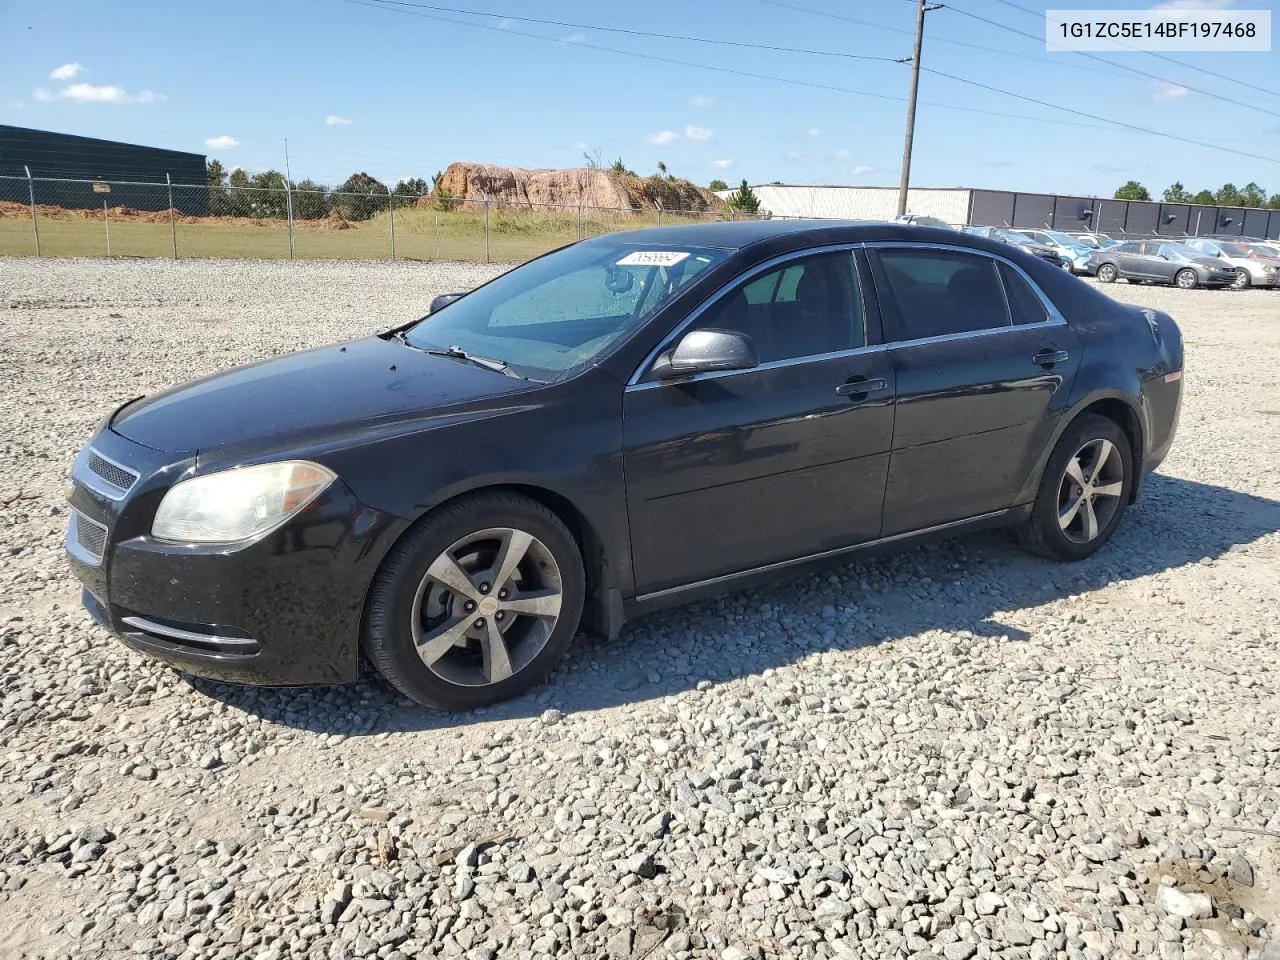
[103,200,111,257]
[577,203,583,242]
[284,181,295,260]
[656,202,663,228]
[24,165,40,257]
[484,199,491,264]
[388,189,397,260]
[166,174,177,259]
[433,207,439,260]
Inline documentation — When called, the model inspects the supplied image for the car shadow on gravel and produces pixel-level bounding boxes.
[183,474,1280,733]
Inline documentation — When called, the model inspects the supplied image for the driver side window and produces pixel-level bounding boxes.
[691,252,865,364]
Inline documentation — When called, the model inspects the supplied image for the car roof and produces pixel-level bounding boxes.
[587,218,964,251]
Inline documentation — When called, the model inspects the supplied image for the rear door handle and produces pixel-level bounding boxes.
[835,376,888,398]
[1033,350,1070,367]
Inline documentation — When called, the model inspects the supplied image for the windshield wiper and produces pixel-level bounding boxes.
[425,344,524,379]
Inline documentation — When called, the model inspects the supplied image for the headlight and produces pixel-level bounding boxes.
[152,461,336,544]
[1264,265,1277,273]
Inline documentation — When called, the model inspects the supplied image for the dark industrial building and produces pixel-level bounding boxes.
[0,125,208,213]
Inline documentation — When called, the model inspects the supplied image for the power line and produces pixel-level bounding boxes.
[755,0,1131,79]
[943,0,1280,118]
[984,0,1277,97]
[922,66,1279,166]
[356,0,901,63]
[345,0,1278,168]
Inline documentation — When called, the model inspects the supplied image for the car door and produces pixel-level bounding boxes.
[866,243,1080,536]
[1147,243,1180,283]
[1110,241,1144,278]
[622,249,895,595]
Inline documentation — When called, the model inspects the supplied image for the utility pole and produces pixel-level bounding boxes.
[897,0,943,217]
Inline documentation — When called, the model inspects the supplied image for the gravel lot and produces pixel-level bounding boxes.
[2,259,1279,960]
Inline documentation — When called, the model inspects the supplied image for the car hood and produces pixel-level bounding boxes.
[1193,257,1231,269]
[111,335,536,454]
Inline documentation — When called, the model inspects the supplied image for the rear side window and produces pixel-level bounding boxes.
[873,248,1011,340]
[998,262,1050,325]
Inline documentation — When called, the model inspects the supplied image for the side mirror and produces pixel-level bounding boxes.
[428,292,466,314]
[652,329,758,378]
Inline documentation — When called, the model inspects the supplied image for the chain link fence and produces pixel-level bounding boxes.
[0,174,770,263]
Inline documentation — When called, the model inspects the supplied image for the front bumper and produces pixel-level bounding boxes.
[65,429,405,686]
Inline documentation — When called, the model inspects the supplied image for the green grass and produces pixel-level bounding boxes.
[0,205,733,263]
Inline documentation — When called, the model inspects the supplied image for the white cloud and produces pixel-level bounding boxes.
[835,148,852,159]
[850,165,875,175]
[560,33,586,44]
[712,158,734,169]
[50,63,83,81]
[36,82,161,104]
[571,141,588,150]
[204,135,240,150]
[1150,0,1230,9]
[325,115,354,126]
[647,130,680,146]
[690,94,713,108]
[805,127,821,139]
[1153,81,1190,100]
[684,124,713,141]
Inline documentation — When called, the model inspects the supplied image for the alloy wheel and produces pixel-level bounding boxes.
[1176,269,1197,290]
[410,527,563,687]
[1057,438,1125,544]
[1231,270,1250,290]
[1097,264,1117,282]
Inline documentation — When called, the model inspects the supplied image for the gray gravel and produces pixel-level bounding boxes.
[2,259,1280,960]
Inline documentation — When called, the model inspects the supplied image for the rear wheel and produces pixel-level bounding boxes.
[1096,263,1118,283]
[1175,268,1198,290]
[1017,414,1133,562]
[363,492,585,710]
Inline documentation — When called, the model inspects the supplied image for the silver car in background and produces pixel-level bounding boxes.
[1089,240,1239,289]
[1182,238,1280,290]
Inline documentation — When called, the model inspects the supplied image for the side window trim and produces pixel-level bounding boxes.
[865,241,1066,349]
[626,243,870,386]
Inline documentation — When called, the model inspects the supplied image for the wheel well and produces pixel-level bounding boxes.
[1077,398,1143,501]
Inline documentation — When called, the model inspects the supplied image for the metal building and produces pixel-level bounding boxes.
[0,125,208,213]
[723,183,1280,240]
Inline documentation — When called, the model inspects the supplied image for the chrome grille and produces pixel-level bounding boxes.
[87,451,138,496]
[69,510,108,564]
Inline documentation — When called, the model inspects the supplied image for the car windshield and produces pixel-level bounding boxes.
[1251,243,1280,256]
[404,242,729,381]
[1000,229,1036,244]
[1219,242,1250,256]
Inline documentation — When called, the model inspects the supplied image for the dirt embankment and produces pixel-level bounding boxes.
[428,163,723,212]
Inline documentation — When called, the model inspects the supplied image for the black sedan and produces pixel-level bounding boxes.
[66,221,1183,710]
[1088,240,1239,289]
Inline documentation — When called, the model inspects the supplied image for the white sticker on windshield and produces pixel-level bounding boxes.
[616,251,690,267]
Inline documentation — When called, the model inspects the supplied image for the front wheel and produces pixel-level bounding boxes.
[363,492,585,710]
[1096,263,1118,283]
[1231,270,1251,290]
[1175,268,1198,290]
[1017,414,1133,562]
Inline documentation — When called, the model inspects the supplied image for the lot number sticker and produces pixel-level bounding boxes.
[616,251,691,267]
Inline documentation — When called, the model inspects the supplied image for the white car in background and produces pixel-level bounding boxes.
[1182,238,1280,290]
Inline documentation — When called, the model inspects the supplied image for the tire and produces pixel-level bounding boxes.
[1231,270,1251,290]
[1096,263,1118,283]
[1016,414,1134,562]
[362,492,585,710]
[1175,268,1198,290]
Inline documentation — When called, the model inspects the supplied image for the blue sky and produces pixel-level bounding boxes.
[1,0,1276,196]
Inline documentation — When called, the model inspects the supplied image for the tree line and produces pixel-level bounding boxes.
[205,161,457,220]
[1113,178,1280,209]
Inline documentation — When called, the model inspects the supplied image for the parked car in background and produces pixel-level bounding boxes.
[64,220,1184,710]
[1023,230,1095,274]
[1181,238,1280,290]
[893,214,955,230]
[1088,240,1238,289]
[1242,241,1280,258]
[1070,232,1120,251]
[963,226,1069,270]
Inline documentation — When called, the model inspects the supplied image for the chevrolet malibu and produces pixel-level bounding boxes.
[66,221,1183,710]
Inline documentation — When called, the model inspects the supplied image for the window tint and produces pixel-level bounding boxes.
[1116,242,1142,253]
[875,248,1011,340]
[694,252,864,363]
[998,262,1049,326]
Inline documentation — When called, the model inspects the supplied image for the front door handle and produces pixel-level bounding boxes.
[835,376,887,398]
[1033,350,1070,367]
